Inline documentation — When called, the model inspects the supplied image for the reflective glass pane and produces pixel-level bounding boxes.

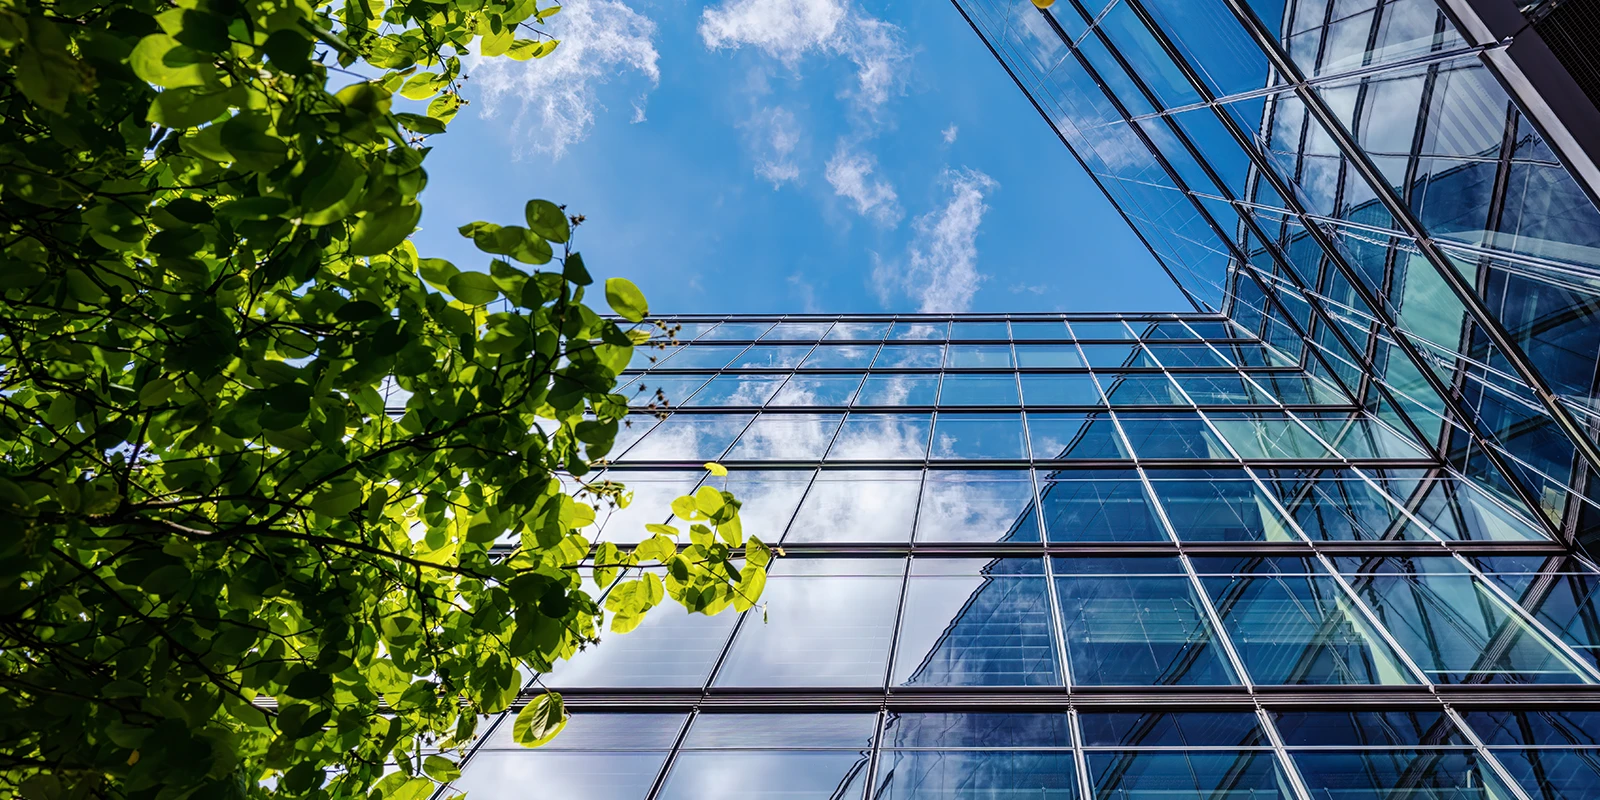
[1102,374,1185,406]
[458,734,677,798]
[1254,373,1349,404]
[894,559,1061,687]
[1053,569,1239,685]
[1147,344,1231,368]
[1078,711,1266,746]
[1069,321,1135,339]
[828,413,932,460]
[1016,344,1086,367]
[622,375,711,408]
[546,597,737,689]
[717,470,812,543]
[1462,708,1600,746]
[802,344,880,369]
[882,712,1070,747]
[658,752,869,800]
[682,713,877,748]
[1298,413,1427,458]
[1147,471,1296,541]
[762,322,832,341]
[946,344,1015,368]
[932,413,1028,459]
[1085,751,1294,800]
[1081,343,1152,368]
[726,413,844,460]
[771,374,865,406]
[1288,750,1517,800]
[915,470,1041,543]
[713,563,903,687]
[594,471,704,543]
[683,375,786,407]
[730,345,813,369]
[1133,322,1199,339]
[700,322,774,340]
[855,375,941,406]
[939,374,1021,406]
[871,751,1077,798]
[620,414,753,462]
[826,322,891,341]
[787,471,921,543]
[1118,413,1232,458]
[875,344,946,368]
[1022,374,1104,406]
[1039,472,1168,542]
[658,345,747,370]
[660,322,718,342]
[1028,413,1131,459]
[1209,413,1334,459]
[1174,373,1273,404]
[1409,476,1549,542]
[1010,321,1073,340]
[950,321,1011,340]
[889,322,949,340]
[1262,473,1415,541]
[1488,748,1600,800]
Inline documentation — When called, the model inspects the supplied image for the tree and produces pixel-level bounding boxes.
[0,0,770,796]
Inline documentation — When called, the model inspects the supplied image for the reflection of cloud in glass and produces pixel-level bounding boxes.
[726,414,844,460]
[771,375,864,406]
[828,413,932,459]
[657,751,870,800]
[875,344,946,367]
[684,375,786,407]
[713,573,902,686]
[713,470,814,543]
[856,375,940,406]
[620,414,753,462]
[788,471,921,542]
[802,345,878,368]
[593,470,703,543]
[546,598,736,688]
[932,413,1027,459]
[916,472,1040,542]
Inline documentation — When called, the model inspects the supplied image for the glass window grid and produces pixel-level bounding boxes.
[464,316,1596,799]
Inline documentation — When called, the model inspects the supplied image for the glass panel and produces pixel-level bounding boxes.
[826,322,890,341]
[762,322,832,340]
[786,471,921,543]
[683,375,786,407]
[855,375,941,406]
[1174,373,1273,404]
[730,345,813,369]
[1010,321,1073,340]
[1022,374,1105,406]
[1118,413,1232,458]
[828,413,932,460]
[1201,570,1418,685]
[622,375,711,408]
[1261,473,1416,541]
[1102,373,1185,406]
[725,413,844,460]
[1052,567,1239,685]
[593,471,705,543]
[889,321,949,340]
[1039,472,1169,542]
[1254,373,1349,404]
[458,744,675,798]
[946,344,1015,368]
[1488,748,1600,800]
[700,322,774,340]
[1209,413,1334,459]
[771,374,865,406]
[1288,750,1518,800]
[682,713,876,748]
[1084,751,1294,800]
[1409,476,1549,542]
[1028,413,1131,459]
[1146,344,1231,369]
[658,345,748,370]
[950,321,1011,340]
[619,414,753,462]
[1081,343,1151,368]
[1462,709,1600,746]
[1147,471,1297,541]
[915,470,1041,543]
[882,712,1070,747]
[546,598,737,689]
[871,751,1077,798]
[1297,413,1427,458]
[716,470,812,543]
[658,752,869,800]
[939,374,1021,406]
[1133,322,1200,339]
[659,322,718,342]
[894,559,1061,687]
[1078,711,1266,746]
[802,344,880,369]
[875,344,946,368]
[1069,321,1135,339]
[713,562,903,688]
[1016,344,1086,367]
[932,413,1028,459]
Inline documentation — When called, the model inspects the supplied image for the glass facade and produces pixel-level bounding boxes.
[450,314,1600,799]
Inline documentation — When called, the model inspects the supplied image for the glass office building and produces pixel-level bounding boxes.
[444,1,1600,796]
[449,314,1600,799]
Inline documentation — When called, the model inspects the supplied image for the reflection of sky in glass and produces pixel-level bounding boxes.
[709,469,812,543]
[1085,751,1292,800]
[875,344,946,368]
[725,413,843,460]
[1174,373,1272,404]
[1054,573,1238,685]
[916,471,1040,542]
[825,322,890,340]
[939,374,1021,405]
[622,374,711,408]
[1209,414,1333,459]
[1010,321,1073,340]
[1040,476,1168,542]
[619,414,753,462]
[1028,413,1130,459]
[1069,321,1135,339]
[787,471,921,542]
[730,345,813,369]
[761,322,833,340]
[592,470,703,543]
[657,345,747,370]
[801,344,878,369]
[894,565,1061,687]
[699,322,774,340]
[1118,414,1230,458]
[682,375,785,407]
[657,751,869,800]
[932,413,1028,459]
[873,751,1077,798]
[1022,374,1104,405]
[950,321,1011,340]
[888,322,949,340]
[946,344,1015,367]
[713,570,902,687]
[1149,477,1296,541]
[1102,373,1185,405]
[856,375,940,406]
[770,374,864,406]
[828,413,932,459]
[546,597,737,689]
[1015,344,1085,367]
[456,714,682,800]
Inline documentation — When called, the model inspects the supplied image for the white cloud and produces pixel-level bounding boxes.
[825,143,902,227]
[873,168,998,312]
[745,106,803,187]
[942,124,959,144]
[787,271,822,312]
[472,0,660,159]
[699,0,910,115]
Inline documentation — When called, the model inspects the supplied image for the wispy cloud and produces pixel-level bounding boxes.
[473,0,660,158]
[745,106,803,187]
[942,124,959,144]
[825,143,902,227]
[788,272,822,312]
[873,168,998,312]
[699,0,910,116]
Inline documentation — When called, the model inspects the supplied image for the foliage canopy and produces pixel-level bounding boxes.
[0,0,769,796]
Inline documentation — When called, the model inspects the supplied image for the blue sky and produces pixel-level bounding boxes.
[410,0,1191,314]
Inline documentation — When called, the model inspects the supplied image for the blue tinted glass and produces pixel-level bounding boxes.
[683,714,876,748]
[658,752,869,800]
[1022,374,1104,405]
[1463,710,1600,746]
[1081,343,1150,367]
[950,321,1011,340]
[1054,575,1239,685]
[479,712,686,750]
[1085,751,1292,800]
[1201,574,1418,685]
[1273,711,1462,747]
[1173,373,1272,404]
[895,570,1061,687]
[915,471,1041,543]
[621,414,752,461]
[1015,344,1085,367]
[1070,321,1135,339]
[856,375,940,406]
[872,752,1076,799]
[826,322,890,341]
[701,322,774,340]
[1147,343,1231,368]
[1263,475,1413,541]
[932,413,1028,459]
[548,600,736,689]
[1298,413,1426,458]
[1118,413,1231,458]
[771,375,864,406]
[730,345,813,369]
[1288,750,1516,800]
[1209,414,1334,459]
[726,414,843,460]
[802,344,879,368]
[1028,413,1130,459]
[1039,477,1168,542]
[1010,321,1072,340]
[456,752,670,799]
[889,322,948,340]
[714,572,902,687]
[875,344,946,368]
[1489,748,1600,800]
[1102,374,1185,405]
[939,374,1020,405]
[762,322,832,341]
[683,375,786,407]
[623,375,711,408]
[882,713,1069,747]
[787,471,920,543]
[828,414,931,460]
[946,344,1015,367]
[1078,712,1266,747]
[660,345,747,370]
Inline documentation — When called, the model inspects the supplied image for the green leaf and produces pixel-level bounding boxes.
[395,112,447,135]
[603,278,648,322]
[220,113,289,172]
[418,257,459,291]
[563,252,592,286]
[703,462,728,476]
[693,485,725,517]
[505,39,558,60]
[129,33,215,89]
[511,693,567,748]
[15,21,91,112]
[262,29,314,74]
[147,86,231,128]
[138,378,176,407]
[310,481,362,517]
[421,754,461,783]
[0,476,36,517]
[446,272,500,305]
[634,535,676,563]
[398,71,447,100]
[349,202,421,256]
[524,200,569,244]
[283,670,332,699]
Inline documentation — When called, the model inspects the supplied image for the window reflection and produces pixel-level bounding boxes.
[1028,413,1130,459]
[1174,373,1272,404]
[715,469,813,543]
[938,374,1021,406]
[1288,749,1517,800]
[1101,373,1185,406]
[622,374,711,408]
[802,344,879,369]
[826,322,891,341]
[872,751,1077,799]
[946,344,1015,367]
[1147,469,1295,541]
[454,714,683,800]
[787,470,921,543]
[1015,344,1086,367]
[1081,343,1151,368]
[893,558,1061,687]
[1069,321,1135,339]
[1208,413,1334,459]
[726,413,844,460]
[1022,374,1105,405]
[1260,471,1417,541]
[888,322,949,340]
[1011,321,1073,340]
[875,344,946,368]
[856,375,940,406]
[915,470,1041,543]
[1118,413,1232,458]
[683,375,786,407]
[932,413,1028,459]
[771,374,865,406]
[657,714,874,800]
[546,596,736,689]
[829,413,932,459]
[949,321,1011,340]
[1085,750,1294,800]
[701,322,774,340]
[730,345,813,369]
[657,344,748,370]
[1038,471,1168,542]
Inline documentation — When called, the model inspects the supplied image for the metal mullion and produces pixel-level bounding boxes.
[639,709,700,800]
[1067,708,1095,800]
[1253,707,1317,800]
[858,708,889,800]
[879,554,914,697]
[1441,549,1600,684]
[1310,548,1440,689]
[1036,466,1075,695]
[1438,704,1538,800]
[1236,465,1316,545]
[1218,0,1600,495]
